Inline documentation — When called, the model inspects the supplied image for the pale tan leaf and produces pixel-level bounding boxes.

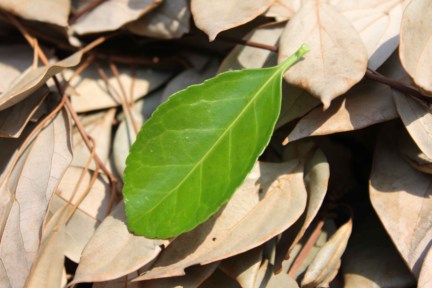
[285,79,397,143]
[419,248,432,288]
[370,126,432,278]
[220,247,262,288]
[136,161,307,281]
[24,208,67,288]
[265,0,306,20]
[66,64,171,113]
[191,0,276,41]
[0,51,83,111]
[0,85,49,138]
[0,109,72,288]
[254,260,299,288]
[301,219,352,288]
[398,130,432,175]
[50,167,115,263]
[331,0,407,70]
[0,0,70,27]
[127,0,190,39]
[72,202,167,284]
[369,127,432,277]
[200,269,241,288]
[278,0,368,108]
[0,44,33,94]
[343,213,416,288]
[400,0,432,94]
[394,91,432,160]
[218,23,284,72]
[72,109,115,169]
[72,0,161,34]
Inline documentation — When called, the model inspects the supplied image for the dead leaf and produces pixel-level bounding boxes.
[370,125,432,278]
[71,109,116,170]
[278,0,368,108]
[255,260,299,288]
[0,85,49,138]
[399,0,432,94]
[0,44,33,94]
[127,0,190,39]
[393,91,432,160]
[220,248,263,288]
[0,0,70,27]
[66,64,171,113]
[342,213,416,288]
[419,248,432,288]
[200,269,241,288]
[0,109,72,288]
[135,160,307,281]
[265,0,306,21]
[72,0,161,34]
[72,202,168,284]
[24,208,67,288]
[331,0,407,70]
[191,0,276,41]
[301,219,352,288]
[49,166,115,263]
[398,130,432,174]
[0,51,82,111]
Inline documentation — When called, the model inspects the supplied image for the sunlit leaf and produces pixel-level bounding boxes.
[123,45,309,238]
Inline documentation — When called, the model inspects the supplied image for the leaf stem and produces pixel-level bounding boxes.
[278,44,310,72]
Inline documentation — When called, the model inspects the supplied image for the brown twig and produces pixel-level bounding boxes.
[69,0,106,24]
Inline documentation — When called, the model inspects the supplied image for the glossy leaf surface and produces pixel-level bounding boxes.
[123,45,309,238]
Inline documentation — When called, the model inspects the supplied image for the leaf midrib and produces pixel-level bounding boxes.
[139,66,284,218]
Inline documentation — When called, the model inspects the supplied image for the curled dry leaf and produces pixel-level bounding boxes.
[0,44,33,94]
[400,0,432,94]
[135,160,307,281]
[331,0,407,70]
[127,0,190,39]
[72,109,116,170]
[301,219,352,288]
[191,0,276,41]
[370,125,432,278]
[419,248,432,288]
[0,109,72,288]
[113,90,163,177]
[220,247,263,288]
[0,0,70,27]
[72,0,161,35]
[342,213,416,288]
[265,0,306,21]
[72,202,168,284]
[398,131,432,175]
[278,0,368,108]
[50,167,115,263]
[255,260,299,288]
[200,269,241,288]
[393,91,432,160]
[66,64,172,113]
[0,51,82,111]
[24,208,67,288]
[0,85,49,138]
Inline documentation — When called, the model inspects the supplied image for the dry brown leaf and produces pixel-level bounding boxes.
[301,219,352,288]
[419,248,432,288]
[191,0,276,41]
[400,0,432,94]
[265,0,306,21]
[200,269,241,288]
[0,44,33,94]
[0,51,82,111]
[50,166,115,263]
[393,91,432,160]
[0,109,72,288]
[278,0,368,109]
[127,0,190,39]
[398,130,432,175]
[220,247,263,288]
[72,109,116,170]
[342,213,416,288]
[72,202,168,284]
[331,0,407,70]
[218,23,284,72]
[66,64,171,113]
[72,0,161,34]
[135,160,307,281]
[0,85,49,138]
[285,78,397,143]
[370,126,432,278]
[24,208,67,288]
[0,0,70,27]
[255,260,299,288]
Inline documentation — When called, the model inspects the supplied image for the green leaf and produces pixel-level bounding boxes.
[123,45,309,238]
